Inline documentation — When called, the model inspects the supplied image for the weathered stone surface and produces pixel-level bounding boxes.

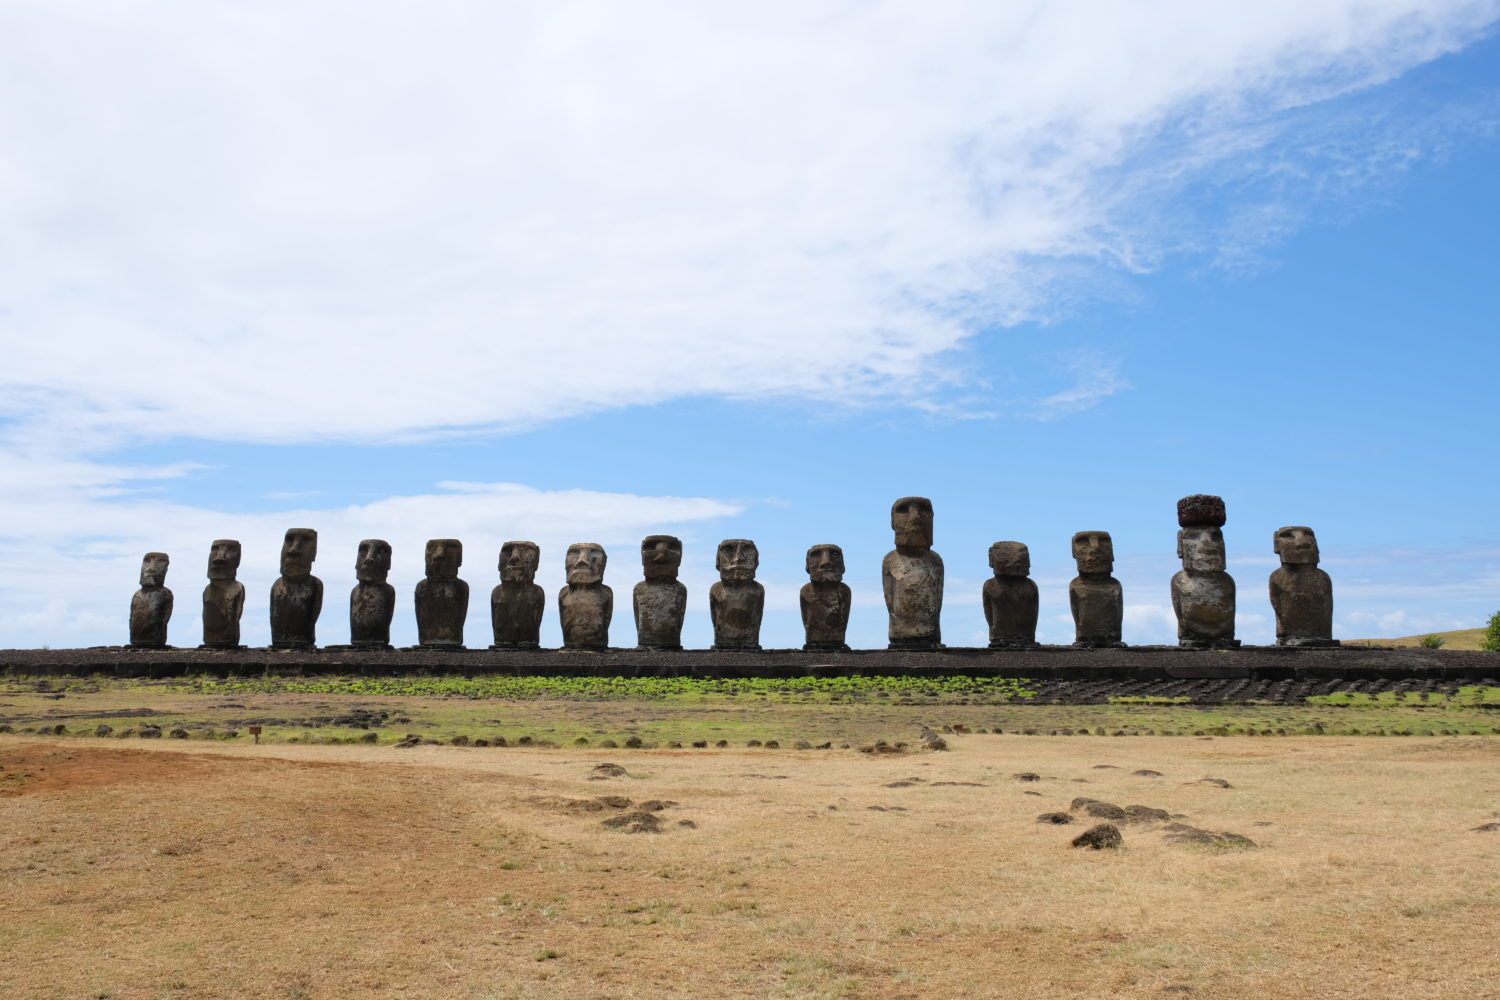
[491,541,544,649]
[1069,531,1123,648]
[883,497,943,650]
[1177,494,1227,528]
[349,539,395,649]
[558,543,612,649]
[1071,823,1123,849]
[200,539,244,649]
[1270,526,1338,647]
[415,539,467,648]
[800,544,851,651]
[129,552,172,648]
[984,541,1038,648]
[270,528,322,649]
[1172,524,1238,649]
[634,535,686,651]
[710,539,763,651]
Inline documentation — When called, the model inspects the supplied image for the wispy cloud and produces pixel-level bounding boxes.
[1031,351,1133,420]
[0,2,1493,445]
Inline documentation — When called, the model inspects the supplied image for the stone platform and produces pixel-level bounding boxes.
[2,645,1496,683]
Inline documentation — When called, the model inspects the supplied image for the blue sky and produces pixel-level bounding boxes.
[1,2,1497,649]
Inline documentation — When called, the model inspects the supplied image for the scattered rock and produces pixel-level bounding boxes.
[1024,790,1042,796]
[0,725,11,734]
[393,735,421,749]
[1013,772,1041,782]
[1196,777,1232,789]
[764,740,780,749]
[746,739,762,748]
[691,740,708,748]
[1071,823,1123,849]
[715,740,729,748]
[793,740,812,750]
[1092,764,1120,769]
[94,725,113,738]
[1132,769,1164,777]
[450,734,470,746]
[1472,822,1500,833]
[1037,812,1074,825]
[637,800,677,812]
[1123,805,1172,823]
[600,811,663,834]
[931,781,986,787]
[590,763,629,779]
[1162,823,1256,848]
[814,741,832,750]
[361,732,380,744]
[1084,801,1126,820]
[677,819,697,829]
[167,728,189,739]
[867,805,909,812]
[1070,796,1098,811]
[595,795,632,809]
[517,736,534,746]
[624,736,643,749]
[599,740,619,748]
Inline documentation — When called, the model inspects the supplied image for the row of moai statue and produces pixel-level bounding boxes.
[127,494,1336,651]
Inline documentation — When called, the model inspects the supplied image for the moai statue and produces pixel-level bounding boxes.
[1069,530,1123,647]
[491,541,545,649]
[710,539,764,651]
[1171,494,1239,649]
[559,542,611,650]
[270,528,322,649]
[983,541,1038,648]
[129,552,173,648]
[634,535,687,651]
[415,538,467,648]
[882,497,943,650]
[1269,526,1338,646]
[349,539,395,650]
[200,539,245,649]
[801,543,851,652]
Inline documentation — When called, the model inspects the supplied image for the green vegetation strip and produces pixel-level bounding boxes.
[158,673,1040,703]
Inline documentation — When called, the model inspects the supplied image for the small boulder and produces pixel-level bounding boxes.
[1084,801,1127,820]
[1071,824,1123,849]
[1132,769,1164,777]
[590,763,628,779]
[95,725,114,738]
[1037,812,1073,825]
[1124,805,1172,823]
[1013,772,1041,782]
[600,811,663,834]
[138,726,162,739]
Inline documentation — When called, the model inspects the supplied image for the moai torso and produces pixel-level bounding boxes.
[710,539,763,650]
[984,541,1038,648]
[883,497,943,649]
[1070,530,1123,647]
[634,535,686,650]
[270,528,322,648]
[201,539,244,648]
[130,552,172,647]
[1171,497,1238,648]
[491,541,545,648]
[350,539,395,648]
[415,539,467,647]
[1269,526,1336,646]
[559,543,612,649]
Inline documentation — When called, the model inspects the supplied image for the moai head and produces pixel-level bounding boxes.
[280,528,317,579]
[1274,526,1320,567]
[139,552,169,588]
[355,539,392,584]
[566,543,607,585]
[806,544,845,584]
[207,539,241,581]
[891,496,934,551]
[988,541,1030,578]
[1072,531,1114,575]
[717,539,759,582]
[1177,526,1226,573]
[425,539,462,580]
[640,535,683,581]
[499,541,540,584]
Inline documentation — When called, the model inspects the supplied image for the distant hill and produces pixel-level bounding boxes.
[1344,627,1490,651]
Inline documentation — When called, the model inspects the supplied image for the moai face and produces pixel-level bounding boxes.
[1274,526,1320,566]
[425,539,462,580]
[280,528,318,579]
[989,541,1030,578]
[499,541,540,584]
[566,543,607,585]
[717,539,759,582]
[806,544,845,584]
[207,539,241,581]
[355,539,392,584]
[891,497,934,550]
[1178,527,1226,573]
[139,552,169,588]
[640,535,683,581]
[1072,531,1114,574]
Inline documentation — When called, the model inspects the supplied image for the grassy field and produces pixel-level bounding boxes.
[1346,626,1489,650]
[3,731,1499,1000]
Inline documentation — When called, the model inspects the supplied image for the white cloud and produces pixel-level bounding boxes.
[1,1,1495,444]
[1032,351,1132,420]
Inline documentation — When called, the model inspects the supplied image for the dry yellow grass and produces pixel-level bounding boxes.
[1345,627,1488,650]
[3,733,1499,1000]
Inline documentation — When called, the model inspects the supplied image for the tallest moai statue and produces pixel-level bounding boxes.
[883,497,943,650]
[270,528,321,649]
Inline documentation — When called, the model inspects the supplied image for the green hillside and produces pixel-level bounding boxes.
[1344,627,1489,651]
